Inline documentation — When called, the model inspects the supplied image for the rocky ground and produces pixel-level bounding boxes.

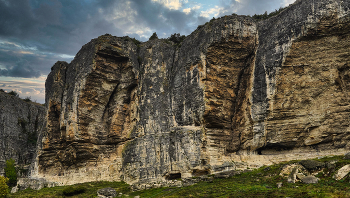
[8,153,350,197]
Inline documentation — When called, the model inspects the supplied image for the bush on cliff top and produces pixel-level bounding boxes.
[149,32,158,40]
[252,7,287,20]
[168,33,186,44]
[23,96,32,102]
[7,91,19,97]
[0,176,9,198]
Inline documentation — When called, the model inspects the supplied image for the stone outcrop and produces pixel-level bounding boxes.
[36,0,350,188]
[0,92,46,177]
[333,164,350,180]
[10,178,58,193]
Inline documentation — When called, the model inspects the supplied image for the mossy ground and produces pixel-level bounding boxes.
[7,156,350,198]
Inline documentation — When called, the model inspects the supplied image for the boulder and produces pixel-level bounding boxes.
[333,164,350,180]
[325,161,337,169]
[10,186,18,194]
[280,164,308,183]
[276,182,283,188]
[13,178,58,192]
[301,176,319,184]
[97,187,117,198]
[344,152,350,160]
[299,160,325,171]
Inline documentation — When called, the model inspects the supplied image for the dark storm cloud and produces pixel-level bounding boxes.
[0,64,40,78]
[0,43,73,78]
[0,0,208,78]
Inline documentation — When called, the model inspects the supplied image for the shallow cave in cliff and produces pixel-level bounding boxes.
[165,173,182,180]
[192,169,210,177]
[257,142,297,155]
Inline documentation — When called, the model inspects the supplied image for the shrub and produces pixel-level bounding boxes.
[62,185,86,196]
[0,176,9,198]
[0,89,4,92]
[4,159,17,187]
[149,32,158,40]
[23,96,32,102]
[8,91,19,97]
[252,7,287,21]
[168,33,186,45]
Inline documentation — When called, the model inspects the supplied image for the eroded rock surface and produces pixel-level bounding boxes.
[0,92,46,177]
[37,0,350,187]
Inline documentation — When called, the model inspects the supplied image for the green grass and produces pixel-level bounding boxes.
[7,181,130,198]
[7,156,350,198]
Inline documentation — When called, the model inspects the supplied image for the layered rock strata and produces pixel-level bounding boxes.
[37,0,350,187]
[0,92,46,177]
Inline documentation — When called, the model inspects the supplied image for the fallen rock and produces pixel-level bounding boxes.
[97,187,117,198]
[276,182,283,188]
[301,176,319,184]
[10,186,18,194]
[288,167,298,183]
[280,164,308,183]
[299,160,325,171]
[214,170,241,178]
[325,161,337,169]
[344,152,350,160]
[333,164,350,180]
[296,173,306,180]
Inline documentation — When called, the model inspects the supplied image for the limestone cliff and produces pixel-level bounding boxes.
[37,0,350,188]
[0,92,46,177]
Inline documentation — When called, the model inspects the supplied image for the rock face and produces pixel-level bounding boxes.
[0,92,46,177]
[37,0,350,187]
[333,164,350,180]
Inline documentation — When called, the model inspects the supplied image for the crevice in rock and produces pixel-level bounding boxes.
[102,82,120,122]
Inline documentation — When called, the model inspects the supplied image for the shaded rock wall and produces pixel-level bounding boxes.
[0,92,46,177]
[37,0,350,187]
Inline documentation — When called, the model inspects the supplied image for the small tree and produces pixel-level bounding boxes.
[8,91,19,97]
[4,159,17,187]
[23,96,32,102]
[149,32,158,40]
[0,176,9,197]
[168,33,186,44]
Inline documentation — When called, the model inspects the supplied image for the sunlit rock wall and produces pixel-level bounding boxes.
[37,0,350,187]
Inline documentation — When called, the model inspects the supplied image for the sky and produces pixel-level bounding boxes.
[0,0,296,104]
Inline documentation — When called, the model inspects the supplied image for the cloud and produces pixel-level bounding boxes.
[217,0,296,16]
[200,6,224,18]
[0,0,210,80]
[0,76,46,103]
[0,39,73,78]
[151,0,187,10]
[183,5,201,14]
[0,63,41,78]
[283,0,296,7]
[0,0,295,102]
